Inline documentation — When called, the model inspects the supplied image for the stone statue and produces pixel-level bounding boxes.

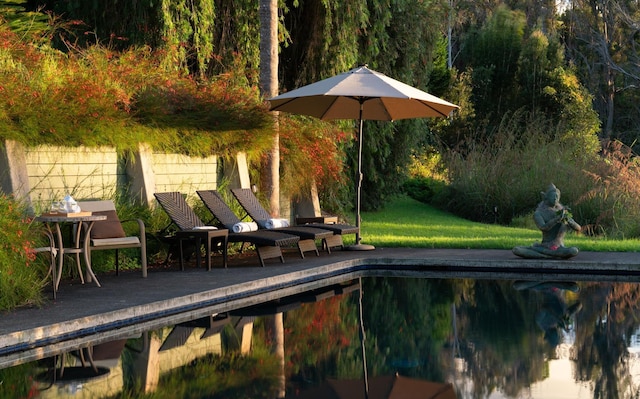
[513,184,581,259]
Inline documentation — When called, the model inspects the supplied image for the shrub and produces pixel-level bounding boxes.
[0,195,47,310]
[571,140,640,239]
[0,25,274,158]
[403,177,447,204]
[437,112,640,238]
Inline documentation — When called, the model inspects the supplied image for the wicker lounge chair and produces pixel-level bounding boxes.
[197,189,334,257]
[230,188,359,251]
[154,192,300,267]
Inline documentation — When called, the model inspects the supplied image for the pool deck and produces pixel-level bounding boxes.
[1,247,640,368]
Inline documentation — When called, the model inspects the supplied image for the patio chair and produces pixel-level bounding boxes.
[230,188,359,251]
[197,189,334,258]
[154,192,300,267]
[77,200,147,278]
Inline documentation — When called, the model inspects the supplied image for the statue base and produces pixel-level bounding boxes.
[512,245,578,259]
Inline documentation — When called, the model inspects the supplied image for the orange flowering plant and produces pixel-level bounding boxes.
[278,115,352,199]
[0,195,48,310]
[0,25,275,158]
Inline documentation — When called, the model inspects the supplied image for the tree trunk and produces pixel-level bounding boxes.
[259,0,280,217]
[273,312,285,398]
[259,2,285,397]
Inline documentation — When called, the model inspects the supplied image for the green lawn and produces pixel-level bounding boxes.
[359,196,640,252]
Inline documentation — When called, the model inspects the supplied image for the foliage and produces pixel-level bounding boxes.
[0,194,47,310]
[455,279,550,397]
[0,0,50,40]
[40,0,262,83]
[141,351,281,398]
[159,0,215,77]
[210,0,262,84]
[435,107,640,238]
[362,277,454,380]
[560,0,640,146]
[436,111,594,224]
[403,151,450,204]
[0,25,275,157]
[461,5,526,123]
[0,361,38,399]
[279,0,367,90]
[276,115,351,199]
[40,0,163,50]
[456,5,601,147]
[402,177,448,205]
[284,293,359,383]
[570,140,640,239]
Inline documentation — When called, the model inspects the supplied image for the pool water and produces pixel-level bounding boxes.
[1,276,639,398]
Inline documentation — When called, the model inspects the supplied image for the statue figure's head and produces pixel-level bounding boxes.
[541,183,560,205]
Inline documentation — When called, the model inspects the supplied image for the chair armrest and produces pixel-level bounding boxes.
[120,218,146,237]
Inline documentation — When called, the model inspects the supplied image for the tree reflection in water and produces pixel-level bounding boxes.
[451,279,640,399]
[453,279,549,398]
[573,282,640,399]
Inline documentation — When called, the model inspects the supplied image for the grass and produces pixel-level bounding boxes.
[360,195,640,252]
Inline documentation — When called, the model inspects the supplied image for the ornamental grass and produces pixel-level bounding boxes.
[0,194,48,310]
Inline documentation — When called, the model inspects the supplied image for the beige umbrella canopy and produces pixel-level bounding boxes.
[269,65,459,250]
[295,374,457,399]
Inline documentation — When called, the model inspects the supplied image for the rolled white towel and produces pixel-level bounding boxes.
[232,222,258,233]
[265,218,290,229]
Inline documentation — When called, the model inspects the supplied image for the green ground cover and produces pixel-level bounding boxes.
[360,195,640,252]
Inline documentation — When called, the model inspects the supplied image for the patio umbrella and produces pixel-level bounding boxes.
[295,373,457,399]
[269,65,459,250]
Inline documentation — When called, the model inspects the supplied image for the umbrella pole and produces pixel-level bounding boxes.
[346,101,375,251]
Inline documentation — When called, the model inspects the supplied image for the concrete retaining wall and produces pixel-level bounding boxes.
[25,145,122,207]
[150,151,218,194]
[1,140,224,211]
[1,140,311,220]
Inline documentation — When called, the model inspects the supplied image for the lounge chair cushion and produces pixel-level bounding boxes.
[90,210,127,239]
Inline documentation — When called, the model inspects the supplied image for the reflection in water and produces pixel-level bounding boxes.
[573,282,640,399]
[3,278,640,398]
[36,339,127,398]
[513,281,582,348]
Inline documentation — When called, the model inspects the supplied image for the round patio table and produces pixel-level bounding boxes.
[35,214,107,293]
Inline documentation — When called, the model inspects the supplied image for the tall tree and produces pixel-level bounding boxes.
[561,0,640,143]
[259,1,284,398]
[259,0,280,217]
